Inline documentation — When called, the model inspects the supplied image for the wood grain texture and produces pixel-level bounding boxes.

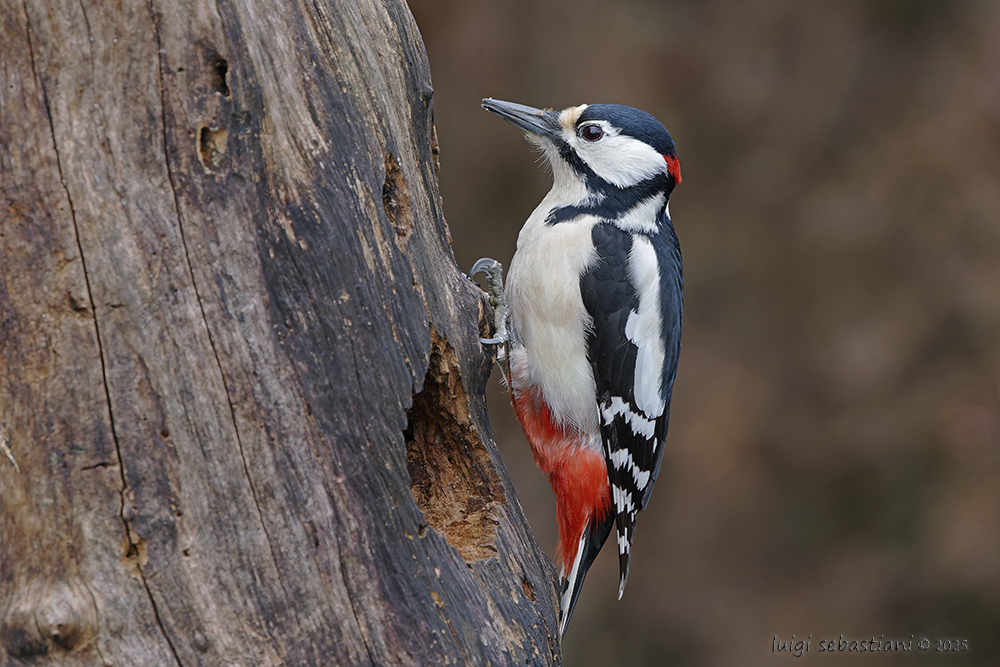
[0,0,561,664]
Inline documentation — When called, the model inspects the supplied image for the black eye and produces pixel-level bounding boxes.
[580,124,603,141]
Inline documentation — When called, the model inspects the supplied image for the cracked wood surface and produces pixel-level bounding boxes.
[0,0,561,665]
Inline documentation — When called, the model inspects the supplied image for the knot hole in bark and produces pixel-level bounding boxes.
[0,580,98,658]
[405,325,505,562]
[205,49,230,97]
[197,124,229,172]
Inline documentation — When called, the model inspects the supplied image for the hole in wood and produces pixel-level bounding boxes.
[521,576,537,602]
[382,153,414,246]
[197,124,228,171]
[208,53,230,96]
[404,325,504,563]
[120,535,148,577]
[47,621,80,651]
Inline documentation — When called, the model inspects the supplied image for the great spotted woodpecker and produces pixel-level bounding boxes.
[472,99,683,637]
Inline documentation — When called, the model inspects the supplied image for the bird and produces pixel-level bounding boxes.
[472,98,683,637]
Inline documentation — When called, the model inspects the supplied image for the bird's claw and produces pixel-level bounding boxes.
[469,257,510,344]
[469,257,512,380]
[468,257,502,281]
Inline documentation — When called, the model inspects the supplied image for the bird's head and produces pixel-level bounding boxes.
[482,99,681,200]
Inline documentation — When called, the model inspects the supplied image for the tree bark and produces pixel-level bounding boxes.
[0,0,560,664]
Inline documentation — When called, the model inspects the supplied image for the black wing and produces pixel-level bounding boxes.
[580,216,683,595]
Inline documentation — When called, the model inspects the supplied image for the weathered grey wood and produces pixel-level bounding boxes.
[0,0,561,664]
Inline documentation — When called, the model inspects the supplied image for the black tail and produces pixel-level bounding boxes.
[558,511,615,637]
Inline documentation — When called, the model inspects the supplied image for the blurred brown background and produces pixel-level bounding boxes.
[407,0,1000,664]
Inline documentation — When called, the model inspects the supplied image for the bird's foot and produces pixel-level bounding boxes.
[469,258,510,345]
[468,257,511,380]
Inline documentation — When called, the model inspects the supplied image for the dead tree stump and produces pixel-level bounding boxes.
[0,0,560,664]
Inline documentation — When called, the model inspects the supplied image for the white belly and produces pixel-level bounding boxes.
[506,207,600,435]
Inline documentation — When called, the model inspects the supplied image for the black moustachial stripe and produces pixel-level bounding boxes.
[545,173,670,226]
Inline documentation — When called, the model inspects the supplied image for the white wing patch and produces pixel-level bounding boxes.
[625,236,666,417]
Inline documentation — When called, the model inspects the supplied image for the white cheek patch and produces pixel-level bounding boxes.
[575,130,667,188]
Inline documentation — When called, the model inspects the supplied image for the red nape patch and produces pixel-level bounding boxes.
[664,154,682,185]
[512,387,611,573]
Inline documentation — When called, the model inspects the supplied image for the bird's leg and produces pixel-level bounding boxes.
[469,257,509,345]
[468,257,511,382]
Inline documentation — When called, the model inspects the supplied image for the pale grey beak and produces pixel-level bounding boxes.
[482,98,561,141]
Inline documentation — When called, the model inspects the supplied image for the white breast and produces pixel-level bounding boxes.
[506,185,601,436]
